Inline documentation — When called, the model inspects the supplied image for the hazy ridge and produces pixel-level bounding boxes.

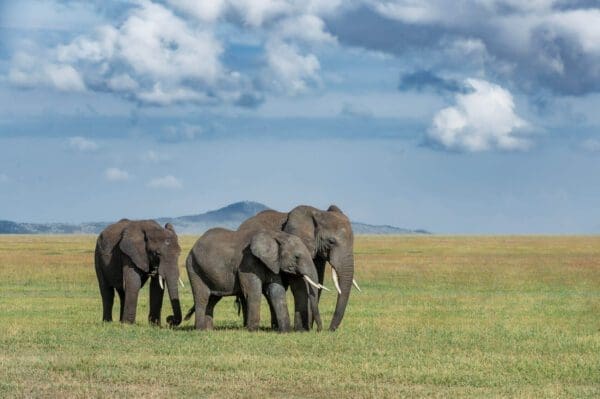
[0,201,429,235]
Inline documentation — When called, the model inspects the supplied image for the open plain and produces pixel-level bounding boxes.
[1,235,599,398]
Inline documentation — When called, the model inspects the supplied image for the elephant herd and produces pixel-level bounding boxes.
[94,205,359,332]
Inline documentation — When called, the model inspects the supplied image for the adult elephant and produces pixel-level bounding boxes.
[184,228,325,332]
[94,219,183,326]
[238,205,359,331]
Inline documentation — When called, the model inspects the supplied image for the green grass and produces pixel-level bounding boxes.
[1,235,599,398]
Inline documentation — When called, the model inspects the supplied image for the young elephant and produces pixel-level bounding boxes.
[185,228,326,332]
[94,219,183,326]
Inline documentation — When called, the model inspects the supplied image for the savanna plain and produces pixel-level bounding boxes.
[1,235,599,398]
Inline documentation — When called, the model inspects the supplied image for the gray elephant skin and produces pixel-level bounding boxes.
[238,205,356,331]
[185,228,323,332]
[94,219,183,326]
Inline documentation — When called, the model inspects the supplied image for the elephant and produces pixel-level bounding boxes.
[184,228,326,332]
[94,219,183,326]
[238,205,359,331]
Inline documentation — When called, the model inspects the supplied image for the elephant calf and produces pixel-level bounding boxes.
[185,228,326,332]
[94,219,183,326]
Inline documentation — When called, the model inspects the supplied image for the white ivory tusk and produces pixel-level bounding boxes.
[179,277,185,288]
[319,284,330,292]
[303,275,322,291]
[352,278,362,292]
[158,275,164,290]
[331,268,342,294]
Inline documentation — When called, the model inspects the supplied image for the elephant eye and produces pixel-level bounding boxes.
[327,237,337,245]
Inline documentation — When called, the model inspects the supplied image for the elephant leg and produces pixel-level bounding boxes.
[95,269,114,322]
[187,263,211,330]
[237,295,249,327]
[263,289,279,330]
[205,295,222,330]
[117,289,125,321]
[243,280,263,332]
[289,275,310,331]
[122,267,142,324]
[148,276,164,325]
[265,283,290,333]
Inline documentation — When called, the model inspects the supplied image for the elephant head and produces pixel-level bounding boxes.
[250,230,324,330]
[283,205,355,331]
[119,221,182,326]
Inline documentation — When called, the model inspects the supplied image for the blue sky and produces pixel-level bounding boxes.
[1,0,600,233]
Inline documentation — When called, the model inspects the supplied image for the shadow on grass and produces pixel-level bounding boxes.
[173,322,278,332]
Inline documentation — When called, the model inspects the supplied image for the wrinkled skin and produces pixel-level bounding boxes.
[185,228,322,332]
[238,205,354,331]
[94,219,182,326]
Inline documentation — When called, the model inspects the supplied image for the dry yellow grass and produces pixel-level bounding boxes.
[1,235,599,398]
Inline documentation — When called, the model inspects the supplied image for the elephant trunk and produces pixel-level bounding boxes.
[329,254,354,331]
[303,264,323,332]
[164,266,182,327]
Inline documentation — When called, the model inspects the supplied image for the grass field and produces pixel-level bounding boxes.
[1,235,599,398]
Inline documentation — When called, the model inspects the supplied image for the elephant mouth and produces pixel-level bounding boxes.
[303,275,329,292]
[331,266,361,294]
[157,275,185,290]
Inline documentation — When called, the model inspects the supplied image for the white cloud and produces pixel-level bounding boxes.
[0,173,9,183]
[167,0,228,22]
[9,52,86,92]
[68,136,98,151]
[105,168,130,181]
[9,1,228,105]
[275,14,336,44]
[141,150,171,163]
[148,175,183,189]
[230,0,292,27]
[427,79,529,152]
[265,40,320,94]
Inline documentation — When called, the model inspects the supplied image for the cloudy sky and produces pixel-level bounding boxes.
[1,0,600,233]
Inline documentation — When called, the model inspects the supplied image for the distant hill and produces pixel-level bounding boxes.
[0,201,429,235]
[156,201,270,234]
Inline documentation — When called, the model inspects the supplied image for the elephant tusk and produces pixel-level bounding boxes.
[331,268,342,295]
[179,277,185,288]
[158,275,164,290]
[319,284,330,292]
[303,275,322,291]
[352,278,362,292]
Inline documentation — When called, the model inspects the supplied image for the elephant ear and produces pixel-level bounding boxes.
[119,225,149,272]
[250,231,280,274]
[283,206,317,256]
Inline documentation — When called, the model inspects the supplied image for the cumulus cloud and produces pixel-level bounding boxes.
[427,79,529,152]
[275,14,336,44]
[328,1,600,96]
[148,175,183,189]
[6,0,344,105]
[68,136,98,151]
[9,1,235,106]
[265,40,321,94]
[105,167,130,181]
[9,52,86,91]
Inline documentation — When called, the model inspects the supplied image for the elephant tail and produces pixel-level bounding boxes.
[184,306,195,321]
[234,296,242,316]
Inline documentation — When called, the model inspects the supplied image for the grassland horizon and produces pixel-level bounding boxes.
[1,235,599,398]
